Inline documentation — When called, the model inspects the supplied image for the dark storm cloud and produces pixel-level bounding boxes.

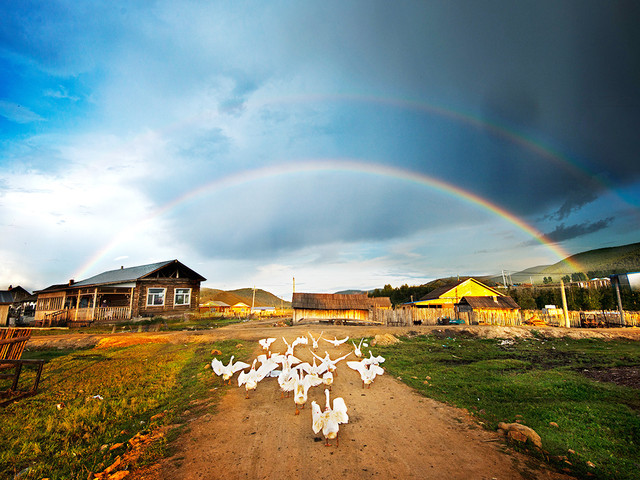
[525,217,614,246]
[279,1,640,220]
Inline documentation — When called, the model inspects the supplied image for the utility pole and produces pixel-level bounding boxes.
[502,270,507,287]
[251,286,256,311]
[611,275,626,326]
[560,279,570,328]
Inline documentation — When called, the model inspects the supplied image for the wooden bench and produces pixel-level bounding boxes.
[0,328,45,406]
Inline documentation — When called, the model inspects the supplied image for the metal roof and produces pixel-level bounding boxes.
[73,260,175,287]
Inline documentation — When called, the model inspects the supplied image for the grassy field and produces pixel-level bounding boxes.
[375,332,640,480]
[0,339,253,480]
[2,330,638,479]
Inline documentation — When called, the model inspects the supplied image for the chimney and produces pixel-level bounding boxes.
[121,266,124,269]
[8,285,12,290]
[69,279,75,286]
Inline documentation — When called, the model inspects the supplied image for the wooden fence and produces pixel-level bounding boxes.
[384,307,638,328]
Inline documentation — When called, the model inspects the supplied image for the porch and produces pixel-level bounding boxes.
[34,286,134,327]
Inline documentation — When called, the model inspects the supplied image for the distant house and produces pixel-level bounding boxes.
[199,300,230,315]
[292,293,391,324]
[0,290,13,326]
[412,278,504,308]
[34,260,206,326]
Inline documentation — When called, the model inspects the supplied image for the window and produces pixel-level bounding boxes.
[147,288,165,306]
[174,288,191,306]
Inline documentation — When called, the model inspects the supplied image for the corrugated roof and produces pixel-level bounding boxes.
[292,292,377,310]
[73,260,175,287]
[459,296,520,310]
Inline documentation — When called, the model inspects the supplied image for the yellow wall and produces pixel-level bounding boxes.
[414,279,501,307]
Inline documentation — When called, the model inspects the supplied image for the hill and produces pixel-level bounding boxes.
[199,287,291,308]
[542,241,640,276]
[490,241,640,285]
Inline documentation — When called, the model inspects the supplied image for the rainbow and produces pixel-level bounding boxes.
[74,159,583,279]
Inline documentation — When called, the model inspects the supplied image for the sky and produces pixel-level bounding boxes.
[1,1,639,301]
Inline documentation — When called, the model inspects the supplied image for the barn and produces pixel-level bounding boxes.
[456,295,521,325]
[292,293,390,324]
[34,260,206,326]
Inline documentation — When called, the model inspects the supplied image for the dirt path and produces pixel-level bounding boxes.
[151,324,573,480]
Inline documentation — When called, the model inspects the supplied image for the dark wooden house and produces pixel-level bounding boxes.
[292,292,391,324]
[34,260,206,326]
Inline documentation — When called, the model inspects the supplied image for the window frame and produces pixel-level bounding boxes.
[146,287,166,307]
[174,288,192,307]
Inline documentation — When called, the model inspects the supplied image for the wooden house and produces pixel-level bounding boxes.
[0,291,13,327]
[34,260,206,326]
[292,293,390,324]
[412,278,504,308]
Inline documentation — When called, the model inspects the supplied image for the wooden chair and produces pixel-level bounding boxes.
[0,328,45,406]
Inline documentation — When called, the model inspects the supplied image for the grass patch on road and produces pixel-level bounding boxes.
[0,339,252,479]
[376,333,640,480]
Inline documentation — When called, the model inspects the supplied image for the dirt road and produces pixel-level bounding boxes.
[155,323,581,479]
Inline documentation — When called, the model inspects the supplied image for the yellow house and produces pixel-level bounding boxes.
[413,278,503,308]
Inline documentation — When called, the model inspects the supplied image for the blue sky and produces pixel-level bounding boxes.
[1,1,639,300]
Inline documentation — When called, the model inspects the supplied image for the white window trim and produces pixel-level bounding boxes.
[174,288,192,307]
[147,287,166,307]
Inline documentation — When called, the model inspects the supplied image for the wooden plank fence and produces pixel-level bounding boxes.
[383,307,639,328]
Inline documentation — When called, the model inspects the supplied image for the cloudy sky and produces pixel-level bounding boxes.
[1,1,639,300]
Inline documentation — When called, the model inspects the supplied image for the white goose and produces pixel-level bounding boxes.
[258,337,277,355]
[211,356,251,385]
[347,358,385,388]
[237,358,277,398]
[277,355,302,398]
[312,351,351,376]
[293,369,323,415]
[298,357,328,377]
[323,335,349,347]
[307,331,323,350]
[362,350,385,366]
[352,338,366,357]
[311,388,349,446]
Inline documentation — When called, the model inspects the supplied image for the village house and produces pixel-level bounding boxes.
[292,292,391,324]
[411,278,505,308]
[34,260,205,326]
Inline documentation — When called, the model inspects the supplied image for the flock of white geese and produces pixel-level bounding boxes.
[210,332,386,446]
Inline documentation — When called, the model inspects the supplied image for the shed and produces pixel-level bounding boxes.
[292,293,389,324]
[457,295,521,325]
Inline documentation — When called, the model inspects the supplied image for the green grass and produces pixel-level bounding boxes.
[0,339,253,480]
[374,333,640,480]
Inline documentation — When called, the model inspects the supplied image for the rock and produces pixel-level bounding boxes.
[211,349,222,355]
[586,461,596,468]
[497,422,542,449]
[549,422,559,428]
